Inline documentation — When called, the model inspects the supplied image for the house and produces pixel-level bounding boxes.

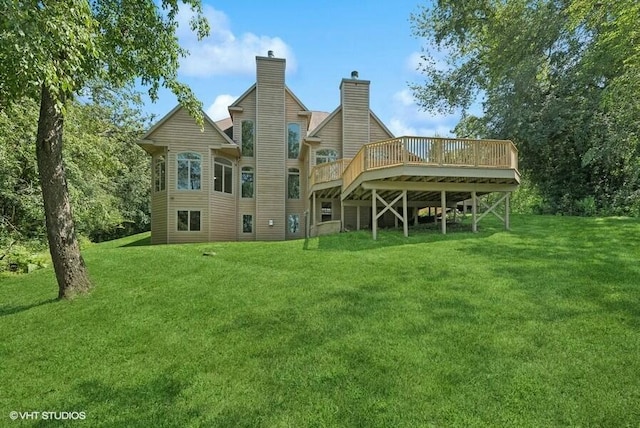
[138,52,520,244]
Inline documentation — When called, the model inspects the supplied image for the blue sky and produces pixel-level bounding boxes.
[144,0,459,136]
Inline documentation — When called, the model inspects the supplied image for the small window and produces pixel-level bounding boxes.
[154,155,166,192]
[287,123,301,159]
[177,152,201,190]
[242,214,253,233]
[288,214,300,234]
[316,149,338,165]
[242,120,254,157]
[287,168,300,199]
[241,167,254,198]
[321,202,332,222]
[214,157,233,194]
[177,210,200,231]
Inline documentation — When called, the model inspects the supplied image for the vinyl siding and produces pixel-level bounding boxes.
[233,89,257,149]
[369,113,393,142]
[147,107,225,244]
[312,113,342,166]
[341,79,370,158]
[151,191,167,244]
[256,57,286,240]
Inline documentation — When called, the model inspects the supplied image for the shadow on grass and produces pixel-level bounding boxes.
[308,221,498,252]
[0,298,58,318]
[119,235,152,247]
[38,368,202,428]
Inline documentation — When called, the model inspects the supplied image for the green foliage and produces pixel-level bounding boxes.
[2,215,640,425]
[411,0,640,216]
[0,92,151,245]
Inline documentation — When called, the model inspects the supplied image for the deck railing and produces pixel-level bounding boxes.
[309,158,350,187]
[342,136,519,191]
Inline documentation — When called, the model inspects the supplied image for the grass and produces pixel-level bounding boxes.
[1,214,639,427]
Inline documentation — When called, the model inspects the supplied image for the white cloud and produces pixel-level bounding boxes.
[177,6,296,77]
[388,88,458,137]
[206,94,237,120]
[406,52,423,74]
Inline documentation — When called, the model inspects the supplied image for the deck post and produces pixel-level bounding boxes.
[340,202,345,232]
[505,191,511,230]
[372,188,377,240]
[472,191,477,233]
[312,191,317,230]
[402,190,408,237]
[356,205,361,230]
[441,190,446,234]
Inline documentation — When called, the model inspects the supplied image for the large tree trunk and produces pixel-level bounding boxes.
[36,85,91,299]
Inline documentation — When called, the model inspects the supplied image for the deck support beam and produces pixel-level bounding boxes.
[356,205,361,231]
[312,191,317,231]
[372,189,377,240]
[473,191,512,231]
[472,191,477,233]
[371,189,408,240]
[340,202,344,232]
[441,190,446,235]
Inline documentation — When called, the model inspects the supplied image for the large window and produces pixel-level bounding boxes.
[287,123,301,159]
[214,157,233,194]
[321,202,332,222]
[242,214,253,233]
[316,149,338,164]
[242,120,254,157]
[241,166,254,198]
[177,210,201,231]
[177,152,201,190]
[288,214,300,234]
[287,168,300,199]
[154,155,166,192]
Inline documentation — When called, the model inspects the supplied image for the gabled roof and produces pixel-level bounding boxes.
[308,106,341,137]
[229,84,256,109]
[285,86,310,112]
[138,104,239,156]
[370,110,395,138]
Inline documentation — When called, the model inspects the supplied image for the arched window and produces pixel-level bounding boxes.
[214,157,233,194]
[287,123,301,159]
[241,166,254,198]
[154,155,166,192]
[177,152,201,190]
[316,149,338,164]
[287,168,300,199]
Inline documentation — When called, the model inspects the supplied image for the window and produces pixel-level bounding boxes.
[288,214,300,234]
[154,155,166,192]
[177,152,201,190]
[287,123,301,159]
[242,214,253,233]
[287,168,300,199]
[241,167,254,198]
[241,120,254,157]
[177,210,201,231]
[316,149,338,165]
[214,157,233,194]
[321,202,332,222]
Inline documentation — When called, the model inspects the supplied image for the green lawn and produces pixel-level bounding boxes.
[1,215,639,427]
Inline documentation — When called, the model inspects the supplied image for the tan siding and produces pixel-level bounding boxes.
[341,80,370,158]
[343,206,371,230]
[151,192,167,244]
[313,114,342,166]
[166,143,210,244]
[233,89,256,147]
[256,57,286,240]
[210,193,236,241]
[369,113,393,143]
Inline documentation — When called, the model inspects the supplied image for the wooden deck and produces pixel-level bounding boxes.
[308,136,520,237]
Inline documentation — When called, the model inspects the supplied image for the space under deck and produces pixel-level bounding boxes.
[308,136,520,238]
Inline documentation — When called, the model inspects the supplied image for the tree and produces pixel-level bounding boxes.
[0,1,209,298]
[410,0,640,215]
